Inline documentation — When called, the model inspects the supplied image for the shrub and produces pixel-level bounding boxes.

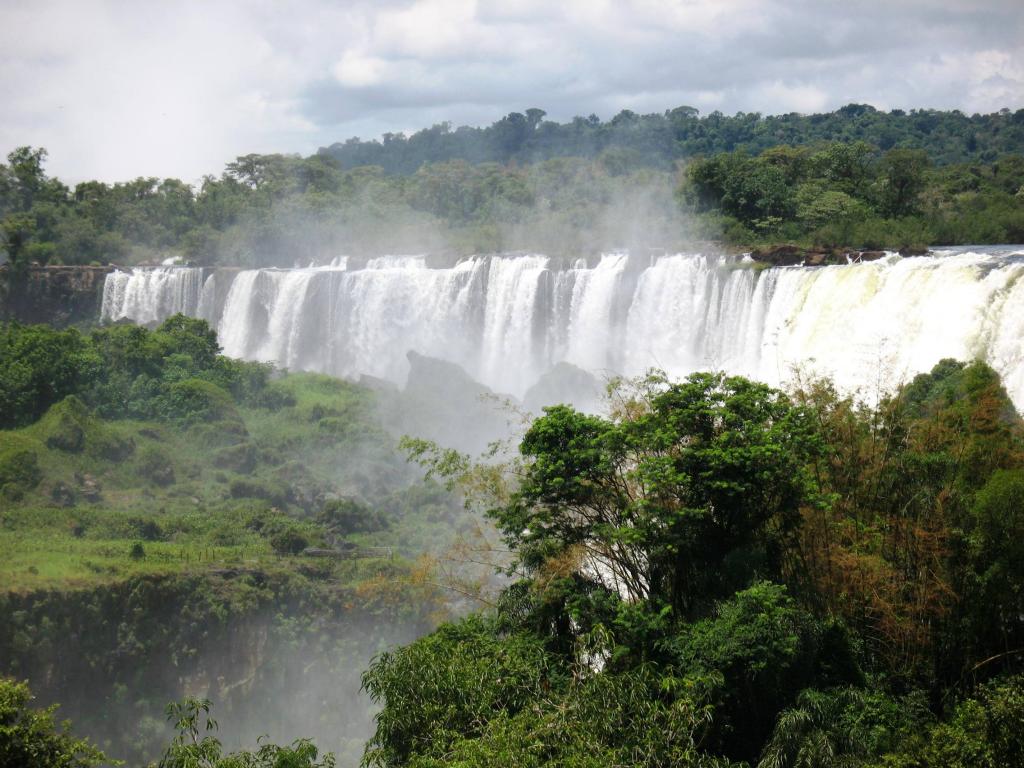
[0,678,105,767]
[127,517,164,542]
[212,442,257,475]
[43,404,86,452]
[93,430,134,461]
[0,448,42,496]
[318,497,389,535]
[136,445,175,487]
[158,378,239,425]
[229,478,289,508]
[269,528,309,556]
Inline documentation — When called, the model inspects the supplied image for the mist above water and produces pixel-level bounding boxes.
[101,246,1024,411]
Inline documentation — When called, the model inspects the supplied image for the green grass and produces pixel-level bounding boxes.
[0,504,279,591]
[0,370,481,593]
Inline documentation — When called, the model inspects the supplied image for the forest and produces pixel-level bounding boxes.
[1,105,1023,271]
[3,314,1024,766]
[320,104,1024,172]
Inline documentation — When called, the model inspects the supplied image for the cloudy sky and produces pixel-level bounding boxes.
[1,0,1022,183]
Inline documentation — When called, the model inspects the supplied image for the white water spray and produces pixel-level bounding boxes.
[100,248,1024,408]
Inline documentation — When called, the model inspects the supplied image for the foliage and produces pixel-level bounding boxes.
[320,105,1024,173]
[497,372,821,617]
[682,142,1023,247]
[758,687,932,768]
[366,361,1024,767]
[880,675,1024,767]
[0,677,106,768]
[0,316,265,429]
[0,448,41,499]
[2,106,1023,267]
[6,305,1024,765]
[361,614,553,767]
[159,697,335,768]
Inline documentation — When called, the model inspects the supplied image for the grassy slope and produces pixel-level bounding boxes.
[0,372,467,592]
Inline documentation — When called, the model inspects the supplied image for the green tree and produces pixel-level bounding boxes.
[0,213,37,269]
[758,686,933,768]
[361,615,552,768]
[495,372,821,618]
[0,678,106,768]
[159,697,335,768]
[877,148,930,216]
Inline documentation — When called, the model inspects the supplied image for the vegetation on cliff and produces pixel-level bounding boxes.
[0,317,475,764]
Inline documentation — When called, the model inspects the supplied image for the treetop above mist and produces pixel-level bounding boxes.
[0,104,1022,269]
[320,104,1024,173]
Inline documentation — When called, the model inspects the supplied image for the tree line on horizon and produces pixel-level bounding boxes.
[0,104,1022,270]
[320,103,1024,173]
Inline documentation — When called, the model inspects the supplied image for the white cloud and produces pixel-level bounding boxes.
[758,82,829,114]
[0,0,1020,182]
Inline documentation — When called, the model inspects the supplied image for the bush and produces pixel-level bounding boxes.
[43,402,87,453]
[136,445,175,487]
[0,678,105,767]
[318,498,389,535]
[127,517,164,542]
[247,382,296,410]
[0,324,100,428]
[212,442,257,475]
[0,449,42,497]
[267,527,309,556]
[229,478,289,508]
[157,379,239,425]
[92,429,134,461]
[187,419,249,448]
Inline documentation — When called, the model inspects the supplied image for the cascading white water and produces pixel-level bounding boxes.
[100,247,1024,408]
[102,266,208,325]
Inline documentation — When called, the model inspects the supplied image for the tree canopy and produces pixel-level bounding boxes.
[363,361,1024,767]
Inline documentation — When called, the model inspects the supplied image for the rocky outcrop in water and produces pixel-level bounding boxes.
[749,245,896,267]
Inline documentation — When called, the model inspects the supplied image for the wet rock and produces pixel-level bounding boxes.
[802,250,831,267]
[857,250,887,262]
[899,246,930,257]
[383,351,516,455]
[750,245,807,266]
[357,374,399,393]
[523,362,604,415]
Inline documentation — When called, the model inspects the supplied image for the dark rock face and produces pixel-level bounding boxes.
[523,362,604,415]
[751,245,903,267]
[899,246,931,257]
[379,351,517,455]
[856,250,887,262]
[750,245,807,266]
[0,265,115,326]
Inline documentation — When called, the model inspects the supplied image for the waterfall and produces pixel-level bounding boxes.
[99,247,1024,408]
[101,266,209,325]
